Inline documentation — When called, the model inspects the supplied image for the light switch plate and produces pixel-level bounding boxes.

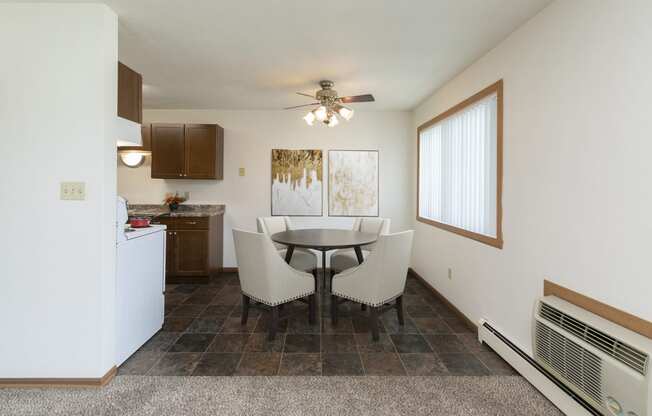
[60,182,86,200]
[239,167,245,176]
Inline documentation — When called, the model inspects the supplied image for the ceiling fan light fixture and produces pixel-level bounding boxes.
[314,106,328,122]
[303,111,316,126]
[337,106,354,121]
[286,81,374,127]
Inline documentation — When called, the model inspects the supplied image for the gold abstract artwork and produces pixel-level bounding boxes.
[271,149,323,216]
[329,150,379,217]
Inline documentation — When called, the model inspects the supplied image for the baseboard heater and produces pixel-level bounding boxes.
[479,320,600,416]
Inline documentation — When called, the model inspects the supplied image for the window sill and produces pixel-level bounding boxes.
[416,216,503,249]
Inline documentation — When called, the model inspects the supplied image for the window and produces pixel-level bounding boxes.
[417,80,503,248]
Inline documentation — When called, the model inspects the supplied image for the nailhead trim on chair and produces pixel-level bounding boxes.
[241,290,315,307]
[330,289,402,308]
[331,271,403,307]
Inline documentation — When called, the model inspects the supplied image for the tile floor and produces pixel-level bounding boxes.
[119,272,517,377]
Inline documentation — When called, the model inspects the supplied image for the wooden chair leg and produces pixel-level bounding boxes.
[308,294,316,324]
[396,295,405,326]
[369,306,379,341]
[331,294,338,325]
[241,294,250,325]
[268,305,279,341]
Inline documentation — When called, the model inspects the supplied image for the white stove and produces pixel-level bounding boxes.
[122,224,167,240]
[115,196,166,366]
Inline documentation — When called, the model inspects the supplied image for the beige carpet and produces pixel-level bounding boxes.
[0,375,562,416]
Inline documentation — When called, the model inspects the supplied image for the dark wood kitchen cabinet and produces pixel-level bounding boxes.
[165,229,176,276]
[175,230,209,275]
[150,123,224,180]
[117,62,142,124]
[155,215,223,283]
[151,124,185,178]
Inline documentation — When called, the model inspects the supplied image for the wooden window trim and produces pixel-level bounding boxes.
[416,79,504,249]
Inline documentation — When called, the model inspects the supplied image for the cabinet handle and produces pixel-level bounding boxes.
[186,221,197,225]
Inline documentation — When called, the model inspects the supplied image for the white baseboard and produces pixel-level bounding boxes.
[478,319,596,416]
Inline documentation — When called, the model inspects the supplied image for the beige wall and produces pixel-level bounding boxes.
[411,0,652,352]
[118,110,412,267]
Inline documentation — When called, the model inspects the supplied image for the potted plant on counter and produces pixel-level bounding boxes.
[164,192,186,212]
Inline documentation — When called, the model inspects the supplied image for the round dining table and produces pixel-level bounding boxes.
[271,229,378,291]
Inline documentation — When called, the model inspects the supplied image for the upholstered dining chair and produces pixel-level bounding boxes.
[256,216,318,272]
[233,229,316,340]
[331,230,414,341]
[330,217,391,273]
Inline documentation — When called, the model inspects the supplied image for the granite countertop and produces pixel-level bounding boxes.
[128,204,225,218]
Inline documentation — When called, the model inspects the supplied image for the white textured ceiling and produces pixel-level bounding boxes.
[39,0,552,109]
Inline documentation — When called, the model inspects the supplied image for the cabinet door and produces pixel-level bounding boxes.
[165,231,176,276]
[174,230,208,275]
[185,124,216,179]
[117,62,142,123]
[151,124,185,178]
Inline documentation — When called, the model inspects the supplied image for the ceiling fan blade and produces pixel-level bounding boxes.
[284,102,320,110]
[338,94,375,103]
[296,92,316,99]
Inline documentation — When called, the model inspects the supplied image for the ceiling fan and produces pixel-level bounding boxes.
[284,80,375,127]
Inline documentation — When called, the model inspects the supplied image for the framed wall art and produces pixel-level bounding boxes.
[271,149,323,216]
[328,150,379,217]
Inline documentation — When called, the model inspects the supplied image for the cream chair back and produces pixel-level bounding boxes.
[352,217,391,250]
[233,229,313,305]
[365,230,413,303]
[256,216,290,250]
[333,231,413,306]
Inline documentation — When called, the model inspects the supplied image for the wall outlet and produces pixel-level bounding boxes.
[448,268,453,280]
[60,182,86,200]
[239,167,245,176]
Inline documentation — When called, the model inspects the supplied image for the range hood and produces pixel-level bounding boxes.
[116,116,142,147]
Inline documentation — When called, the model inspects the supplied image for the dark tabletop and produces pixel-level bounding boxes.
[271,229,378,250]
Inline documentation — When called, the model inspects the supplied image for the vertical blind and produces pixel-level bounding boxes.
[418,93,498,238]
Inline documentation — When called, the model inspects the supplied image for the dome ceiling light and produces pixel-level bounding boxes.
[119,151,148,168]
